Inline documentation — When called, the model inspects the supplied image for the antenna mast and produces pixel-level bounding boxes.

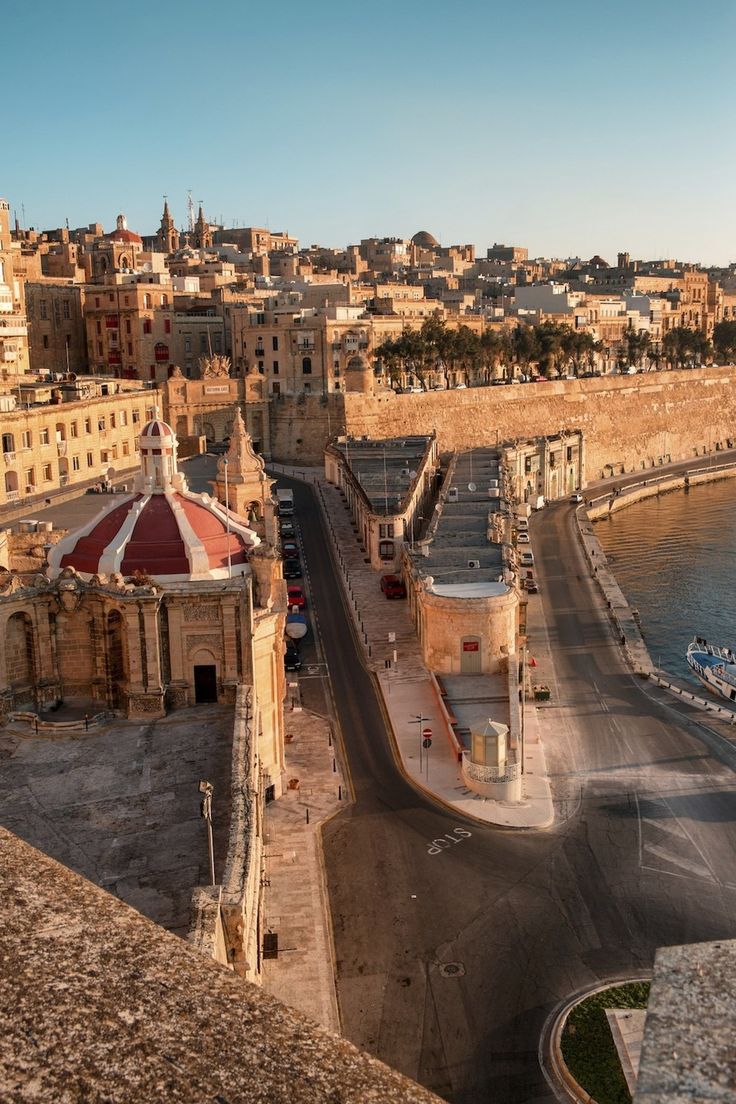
[187,190,195,233]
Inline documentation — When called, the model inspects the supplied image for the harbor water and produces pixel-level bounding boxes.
[594,478,736,684]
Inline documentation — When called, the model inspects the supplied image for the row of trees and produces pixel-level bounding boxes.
[375,318,598,388]
[375,314,730,387]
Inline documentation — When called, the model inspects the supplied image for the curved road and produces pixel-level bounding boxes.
[289,476,736,1104]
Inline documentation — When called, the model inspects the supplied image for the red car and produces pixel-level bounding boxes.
[287,585,306,610]
[380,574,407,599]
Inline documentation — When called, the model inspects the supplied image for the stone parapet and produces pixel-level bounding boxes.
[0,825,443,1104]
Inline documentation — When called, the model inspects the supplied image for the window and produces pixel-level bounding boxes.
[379,540,394,560]
[96,320,102,335]
[63,300,70,320]
[39,300,48,320]
[87,451,94,467]
[132,410,140,424]
[272,336,279,351]
[43,335,49,349]
[302,356,312,375]
[21,430,32,449]
[98,417,106,432]
[273,360,279,375]
[214,334,222,353]
[199,334,207,353]
[161,294,168,306]
[379,523,395,538]
[39,428,49,445]
[125,319,131,334]
[95,297,100,308]
[124,295,130,306]
[143,319,152,334]
[84,418,91,433]
[122,441,129,457]
[1,433,14,454]
[164,319,171,334]
[143,294,152,309]
[119,411,127,427]
[184,338,191,353]
[72,456,80,472]
[43,464,52,482]
[258,361,264,374]
[127,342,133,356]
[25,468,35,488]
[110,413,116,429]
[97,341,103,356]
[70,421,78,438]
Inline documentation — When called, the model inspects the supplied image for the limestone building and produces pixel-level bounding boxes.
[1,412,287,797]
[0,197,30,382]
[0,382,158,508]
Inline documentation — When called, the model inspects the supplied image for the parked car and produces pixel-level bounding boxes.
[570,492,584,504]
[520,551,535,567]
[517,532,530,544]
[283,558,302,579]
[280,519,296,537]
[380,573,407,599]
[287,585,306,609]
[282,540,299,557]
[284,640,302,671]
[525,579,539,594]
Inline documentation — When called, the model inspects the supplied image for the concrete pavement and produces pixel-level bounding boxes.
[270,462,554,829]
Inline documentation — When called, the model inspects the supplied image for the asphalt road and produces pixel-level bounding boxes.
[284,476,736,1104]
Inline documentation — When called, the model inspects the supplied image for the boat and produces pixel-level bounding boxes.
[686,638,736,703]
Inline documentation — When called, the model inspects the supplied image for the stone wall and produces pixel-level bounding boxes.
[269,369,736,481]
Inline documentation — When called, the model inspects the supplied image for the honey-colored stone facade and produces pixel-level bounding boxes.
[269,367,736,483]
[0,386,160,508]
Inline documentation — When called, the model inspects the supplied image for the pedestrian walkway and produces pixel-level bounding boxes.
[270,462,553,829]
[261,702,343,1032]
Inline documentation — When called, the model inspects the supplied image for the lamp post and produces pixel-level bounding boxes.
[199,780,215,886]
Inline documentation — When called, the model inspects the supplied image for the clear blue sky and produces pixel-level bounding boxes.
[4,0,736,264]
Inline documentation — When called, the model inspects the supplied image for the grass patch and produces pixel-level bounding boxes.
[560,981,650,1104]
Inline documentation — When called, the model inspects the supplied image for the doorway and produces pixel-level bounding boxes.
[460,637,482,674]
[194,664,218,703]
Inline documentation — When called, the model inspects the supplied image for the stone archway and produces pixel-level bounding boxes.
[106,610,126,708]
[6,612,36,707]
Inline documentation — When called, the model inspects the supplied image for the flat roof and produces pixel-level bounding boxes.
[335,435,433,515]
[415,448,509,587]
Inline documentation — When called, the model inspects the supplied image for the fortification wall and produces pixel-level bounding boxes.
[269,368,736,480]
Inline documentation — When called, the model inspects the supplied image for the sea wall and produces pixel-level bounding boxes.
[269,368,736,482]
[587,463,736,520]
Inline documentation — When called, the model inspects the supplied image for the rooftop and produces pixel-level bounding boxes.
[333,435,433,515]
[415,449,507,587]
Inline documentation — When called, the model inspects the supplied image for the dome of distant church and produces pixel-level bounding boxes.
[106,213,143,244]
[411,230,440,249]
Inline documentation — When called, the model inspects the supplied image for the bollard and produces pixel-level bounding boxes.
[328,729,332,746]
[306,807,310,824]
[85,713,89,731]
[368,644,372,658]
[332,757,336,773]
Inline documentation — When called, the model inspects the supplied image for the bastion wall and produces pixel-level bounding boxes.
[269,367,736,480]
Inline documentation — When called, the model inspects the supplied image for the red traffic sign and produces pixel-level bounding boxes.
[423,737,432,749]
[422,727,432,739]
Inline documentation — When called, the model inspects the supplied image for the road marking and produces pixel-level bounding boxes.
[427,827,472,855]
[642,843,715,880]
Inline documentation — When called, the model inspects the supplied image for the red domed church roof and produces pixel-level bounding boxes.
[48,415,259,582]
[106,213,143,245]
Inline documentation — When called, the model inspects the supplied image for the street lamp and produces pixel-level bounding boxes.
[199,780,215,886]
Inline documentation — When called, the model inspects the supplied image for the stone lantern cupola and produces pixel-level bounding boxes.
[212,409,277,544]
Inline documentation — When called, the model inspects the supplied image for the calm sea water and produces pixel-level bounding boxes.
[595,478,736,682]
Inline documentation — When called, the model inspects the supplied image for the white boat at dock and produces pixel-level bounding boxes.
[686,638,736,703]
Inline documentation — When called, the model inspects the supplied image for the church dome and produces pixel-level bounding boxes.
[411,230,440,249]
[47,417,259,583]
[106,213,143,245]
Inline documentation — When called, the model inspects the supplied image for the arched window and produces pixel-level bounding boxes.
[302,356,312,375]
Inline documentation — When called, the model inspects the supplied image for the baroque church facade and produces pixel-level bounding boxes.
[0,410,288,797]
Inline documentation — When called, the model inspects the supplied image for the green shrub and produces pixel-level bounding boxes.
[561,981,650,1104]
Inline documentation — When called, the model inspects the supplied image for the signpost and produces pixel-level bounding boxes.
[422,727,432,779]
[411,714,431,771]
